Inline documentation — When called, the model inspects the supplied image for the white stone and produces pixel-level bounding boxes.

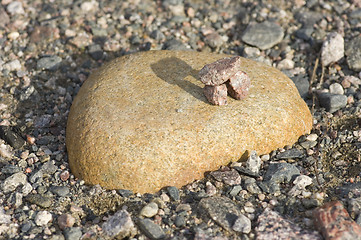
[329,83,344,95]
[277,59,295,70]
[6,1,24,15]
[321,32,344,66]
[288,175,313,196]
[35,211,52,226]
[232,214,251,233]
[140,202,158,218]
[246,150,261,174]
[1,172,27,193]
[3,59,22,72]
[306,133,318,142]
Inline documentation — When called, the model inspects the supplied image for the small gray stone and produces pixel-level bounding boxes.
[291,74,309,99]
[140,202,159,218]
[348,198,361,219]
[150,30,165,41]
[203,84,228,105]
[229,185,242,197]
[317,92,347,113]
[242,21,284,50]
[137,218,166,240]
[246,150,261,174]
[37,56,62,71]
[264,162,300,184]
[167,186,180,201]
[258,180,280,194]
[88,44,103,60]
[42,161,58,174]
[232,214,251,234]
[345,35,361,71]
[1,172,27,193]
[276,148,304,160]
[64,227,82,240]
[321,32,344,66]
[244,178,262,194]
[210,168,241,185]
[199,196,241,232]
[50,186,70,197]
[26,194,53,208]
[174,215,186,227]
[102,210,136,239]
[162,39,188,50]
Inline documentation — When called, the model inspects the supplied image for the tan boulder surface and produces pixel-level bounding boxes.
[66,50,312,194]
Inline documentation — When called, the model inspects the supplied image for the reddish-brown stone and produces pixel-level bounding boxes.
[226,71,251,100]
[313,200,361,240]
[203,84,228,105]
[199,56,241,86]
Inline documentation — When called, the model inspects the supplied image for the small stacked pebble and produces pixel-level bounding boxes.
[1,0,361,239]
[199,56,251,105]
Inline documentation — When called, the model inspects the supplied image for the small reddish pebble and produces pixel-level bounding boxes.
[313,200,361,240]
[57,214,75,230]
[226,70,251,100]
[60,170,70,181]
[25,168,32,173]
[199,56,241,86]
[26,135,36,145]
[203,84,228,106]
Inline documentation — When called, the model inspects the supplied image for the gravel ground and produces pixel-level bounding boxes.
[1,0,361,239]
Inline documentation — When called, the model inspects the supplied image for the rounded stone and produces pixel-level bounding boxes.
[66,50,312,194]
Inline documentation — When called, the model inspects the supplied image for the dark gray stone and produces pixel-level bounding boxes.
[276,148,304,160]
[167,186,180,201]
[174,215,186,227]
[117,189,133,197]
[50,186,69,197]
[233,166,260,178]
[295,27,314,41]
[26,194,53,208]
[37,56,62,71]
[1,165,21,175]
[0,126,26,149]
[199,196,241,232]
[258,181,280,194]
[137,218,165,240]
[264,162,300,184]
[345,35,361,71]
[41,161,58,175]
[317,92,347,113]
[150,30,165,41]
[350,9,361,19]
[291,74,310,99]
[88,44,103,60]
[162,39,188,50]
[242,21,284,50]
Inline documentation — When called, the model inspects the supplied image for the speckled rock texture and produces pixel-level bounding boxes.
[66,50,312,193]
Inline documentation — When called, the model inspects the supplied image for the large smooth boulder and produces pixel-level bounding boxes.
[66,50,312,194]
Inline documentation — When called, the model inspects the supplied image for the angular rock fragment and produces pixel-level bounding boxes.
[203,84,227,106]
[226,71,251,100]
[199,56,241,86]
[313,201,361,240]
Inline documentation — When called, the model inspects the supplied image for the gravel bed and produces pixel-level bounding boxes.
[1,0,361,239]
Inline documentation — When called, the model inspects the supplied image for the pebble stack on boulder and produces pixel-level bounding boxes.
[199,56,251,105]
[66,50,313,194]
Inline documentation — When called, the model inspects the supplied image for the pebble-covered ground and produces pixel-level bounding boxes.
[1,0,361,239]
